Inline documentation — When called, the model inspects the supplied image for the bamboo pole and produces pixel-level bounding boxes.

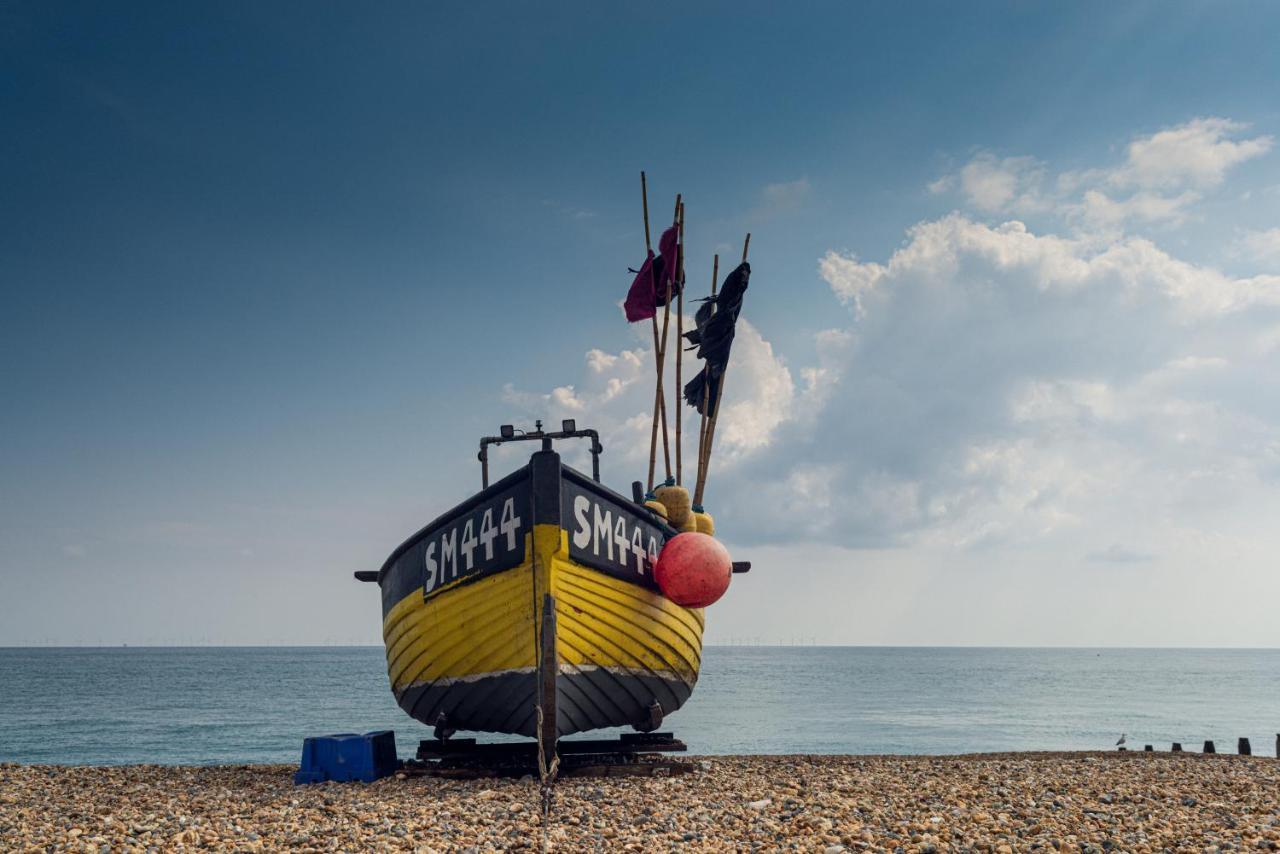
[695,254,719,490]
[645,189,678,490]
[642,172,661,491]
[694,380,721,505]
[648,320,666,491]
[655,196,679,483]
[675,202,685,485]
[695,234,749,505]
[641,172,651,253]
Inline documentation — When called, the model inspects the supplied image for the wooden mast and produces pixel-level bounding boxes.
[675,202,685,485]
[655,195,680,485]
[642,172,661,492]
[694,253,718,495]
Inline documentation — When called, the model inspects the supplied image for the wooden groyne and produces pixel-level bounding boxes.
[1123,735,1274,756]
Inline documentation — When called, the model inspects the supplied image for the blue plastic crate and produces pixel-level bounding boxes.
[294,730,399,784]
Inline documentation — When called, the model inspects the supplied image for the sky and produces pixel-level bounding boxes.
[3,2,1280,646]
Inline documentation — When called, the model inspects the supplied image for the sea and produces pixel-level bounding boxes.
[2,646,1277,765]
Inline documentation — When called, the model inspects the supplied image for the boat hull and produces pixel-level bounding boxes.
[376,450,702,738]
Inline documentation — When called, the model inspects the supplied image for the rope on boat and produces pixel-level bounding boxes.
[535,704,559,853]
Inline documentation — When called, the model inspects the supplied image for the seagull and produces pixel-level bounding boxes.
[1115,733,1127,747]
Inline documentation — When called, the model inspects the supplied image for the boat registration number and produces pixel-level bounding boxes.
[563,481,666,591]
[422,480,531,598]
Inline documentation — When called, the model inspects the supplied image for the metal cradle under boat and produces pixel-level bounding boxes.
[370,448,703,745]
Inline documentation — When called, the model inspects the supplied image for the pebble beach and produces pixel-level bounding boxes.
[3,752,1278,852]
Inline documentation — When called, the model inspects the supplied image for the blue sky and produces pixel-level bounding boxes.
[3,2,1280,645]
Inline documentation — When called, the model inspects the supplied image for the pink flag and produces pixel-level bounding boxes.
[625,225,680,322]
[624,251,657,322]
[656,225,678,304]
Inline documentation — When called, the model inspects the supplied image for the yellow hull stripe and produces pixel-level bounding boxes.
[553,557,702,682]
[384,540,536,692]
[382,526,704,694]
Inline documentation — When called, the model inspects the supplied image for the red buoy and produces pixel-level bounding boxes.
[654,532,732,608]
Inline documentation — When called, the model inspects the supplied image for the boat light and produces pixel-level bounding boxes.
[500,424,515,439]
[561,419,576,433]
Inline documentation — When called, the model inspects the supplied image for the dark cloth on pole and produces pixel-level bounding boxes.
[684,261,749,352]
[683,366,722,416]
[624,225,681,322]
[682,262,750,415]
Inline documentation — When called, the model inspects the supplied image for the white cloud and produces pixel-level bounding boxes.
[725,210,1280,555]
[707,323,795,462]
[931,118,1273,229]
[1074,188,1200,228]
[818,252,884,318]
[1233,227,1280,267]
[1110,117,1273,191]
[752,178,812,219]
[503,318,801,479]
[798,329,852,412]
[541,199,599,221]
[522,116,1280,579]
[519,214,1280,557]
[958,153,1047,213]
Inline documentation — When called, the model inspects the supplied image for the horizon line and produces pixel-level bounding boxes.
[3,643,1279,651]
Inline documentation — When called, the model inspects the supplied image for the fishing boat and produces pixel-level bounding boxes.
[357,423,707,749]
[356,175,753,764]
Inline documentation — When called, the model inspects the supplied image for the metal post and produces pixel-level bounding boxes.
[1203,740,1216,754]
[1239,737,1251,756]
[1172,743,1182,752]
[479,425,605,487]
